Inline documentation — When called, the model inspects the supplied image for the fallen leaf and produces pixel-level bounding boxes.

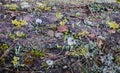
[97,38,103,48]
[57,25,68,32]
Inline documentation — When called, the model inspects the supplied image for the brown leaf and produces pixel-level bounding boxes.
[57,25,68,32]
[97,38,103,48]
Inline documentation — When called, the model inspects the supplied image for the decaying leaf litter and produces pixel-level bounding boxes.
[0,0,120,73]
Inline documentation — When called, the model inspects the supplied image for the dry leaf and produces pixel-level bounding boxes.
[97,38,103,48]
[57,25,68,32]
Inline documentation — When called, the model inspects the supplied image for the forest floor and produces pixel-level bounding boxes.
[0,1,120,73]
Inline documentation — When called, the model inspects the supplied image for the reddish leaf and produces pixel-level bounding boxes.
[57,25,68,32]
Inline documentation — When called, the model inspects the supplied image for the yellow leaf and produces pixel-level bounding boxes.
[12,19,26,28]
[107,21,119,29]
[12,19,20,25]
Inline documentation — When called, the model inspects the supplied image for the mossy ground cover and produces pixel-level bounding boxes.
[0,0,120,73]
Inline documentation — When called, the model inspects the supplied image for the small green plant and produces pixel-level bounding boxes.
[36,2,51,11]
[11,56,20,67]
[106,21,119,30]
[41,61,48,68]
[59,19,68,26]
[31,50,45,58]
[71,46,89,56]
[0,43,9,51]
[12,19,27,28]
[15,31,26,38]
[0,58,5,65]
[56,12,63,19]
[4,4,18,10]
[8,31,26,39]
[50,24,57,30]
[8,33,16,40]
[115,56,120,66]
[78,30,89,37]
[73,34,79,39]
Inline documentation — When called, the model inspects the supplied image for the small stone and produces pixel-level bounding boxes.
[36,18,42,24]
[67,36,76,45]
[46,59,54,66]
[20,2,30,9]
[63,65,68,69]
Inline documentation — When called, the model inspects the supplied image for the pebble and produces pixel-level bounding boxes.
[36,18,42,24]
[46,59,54,66]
